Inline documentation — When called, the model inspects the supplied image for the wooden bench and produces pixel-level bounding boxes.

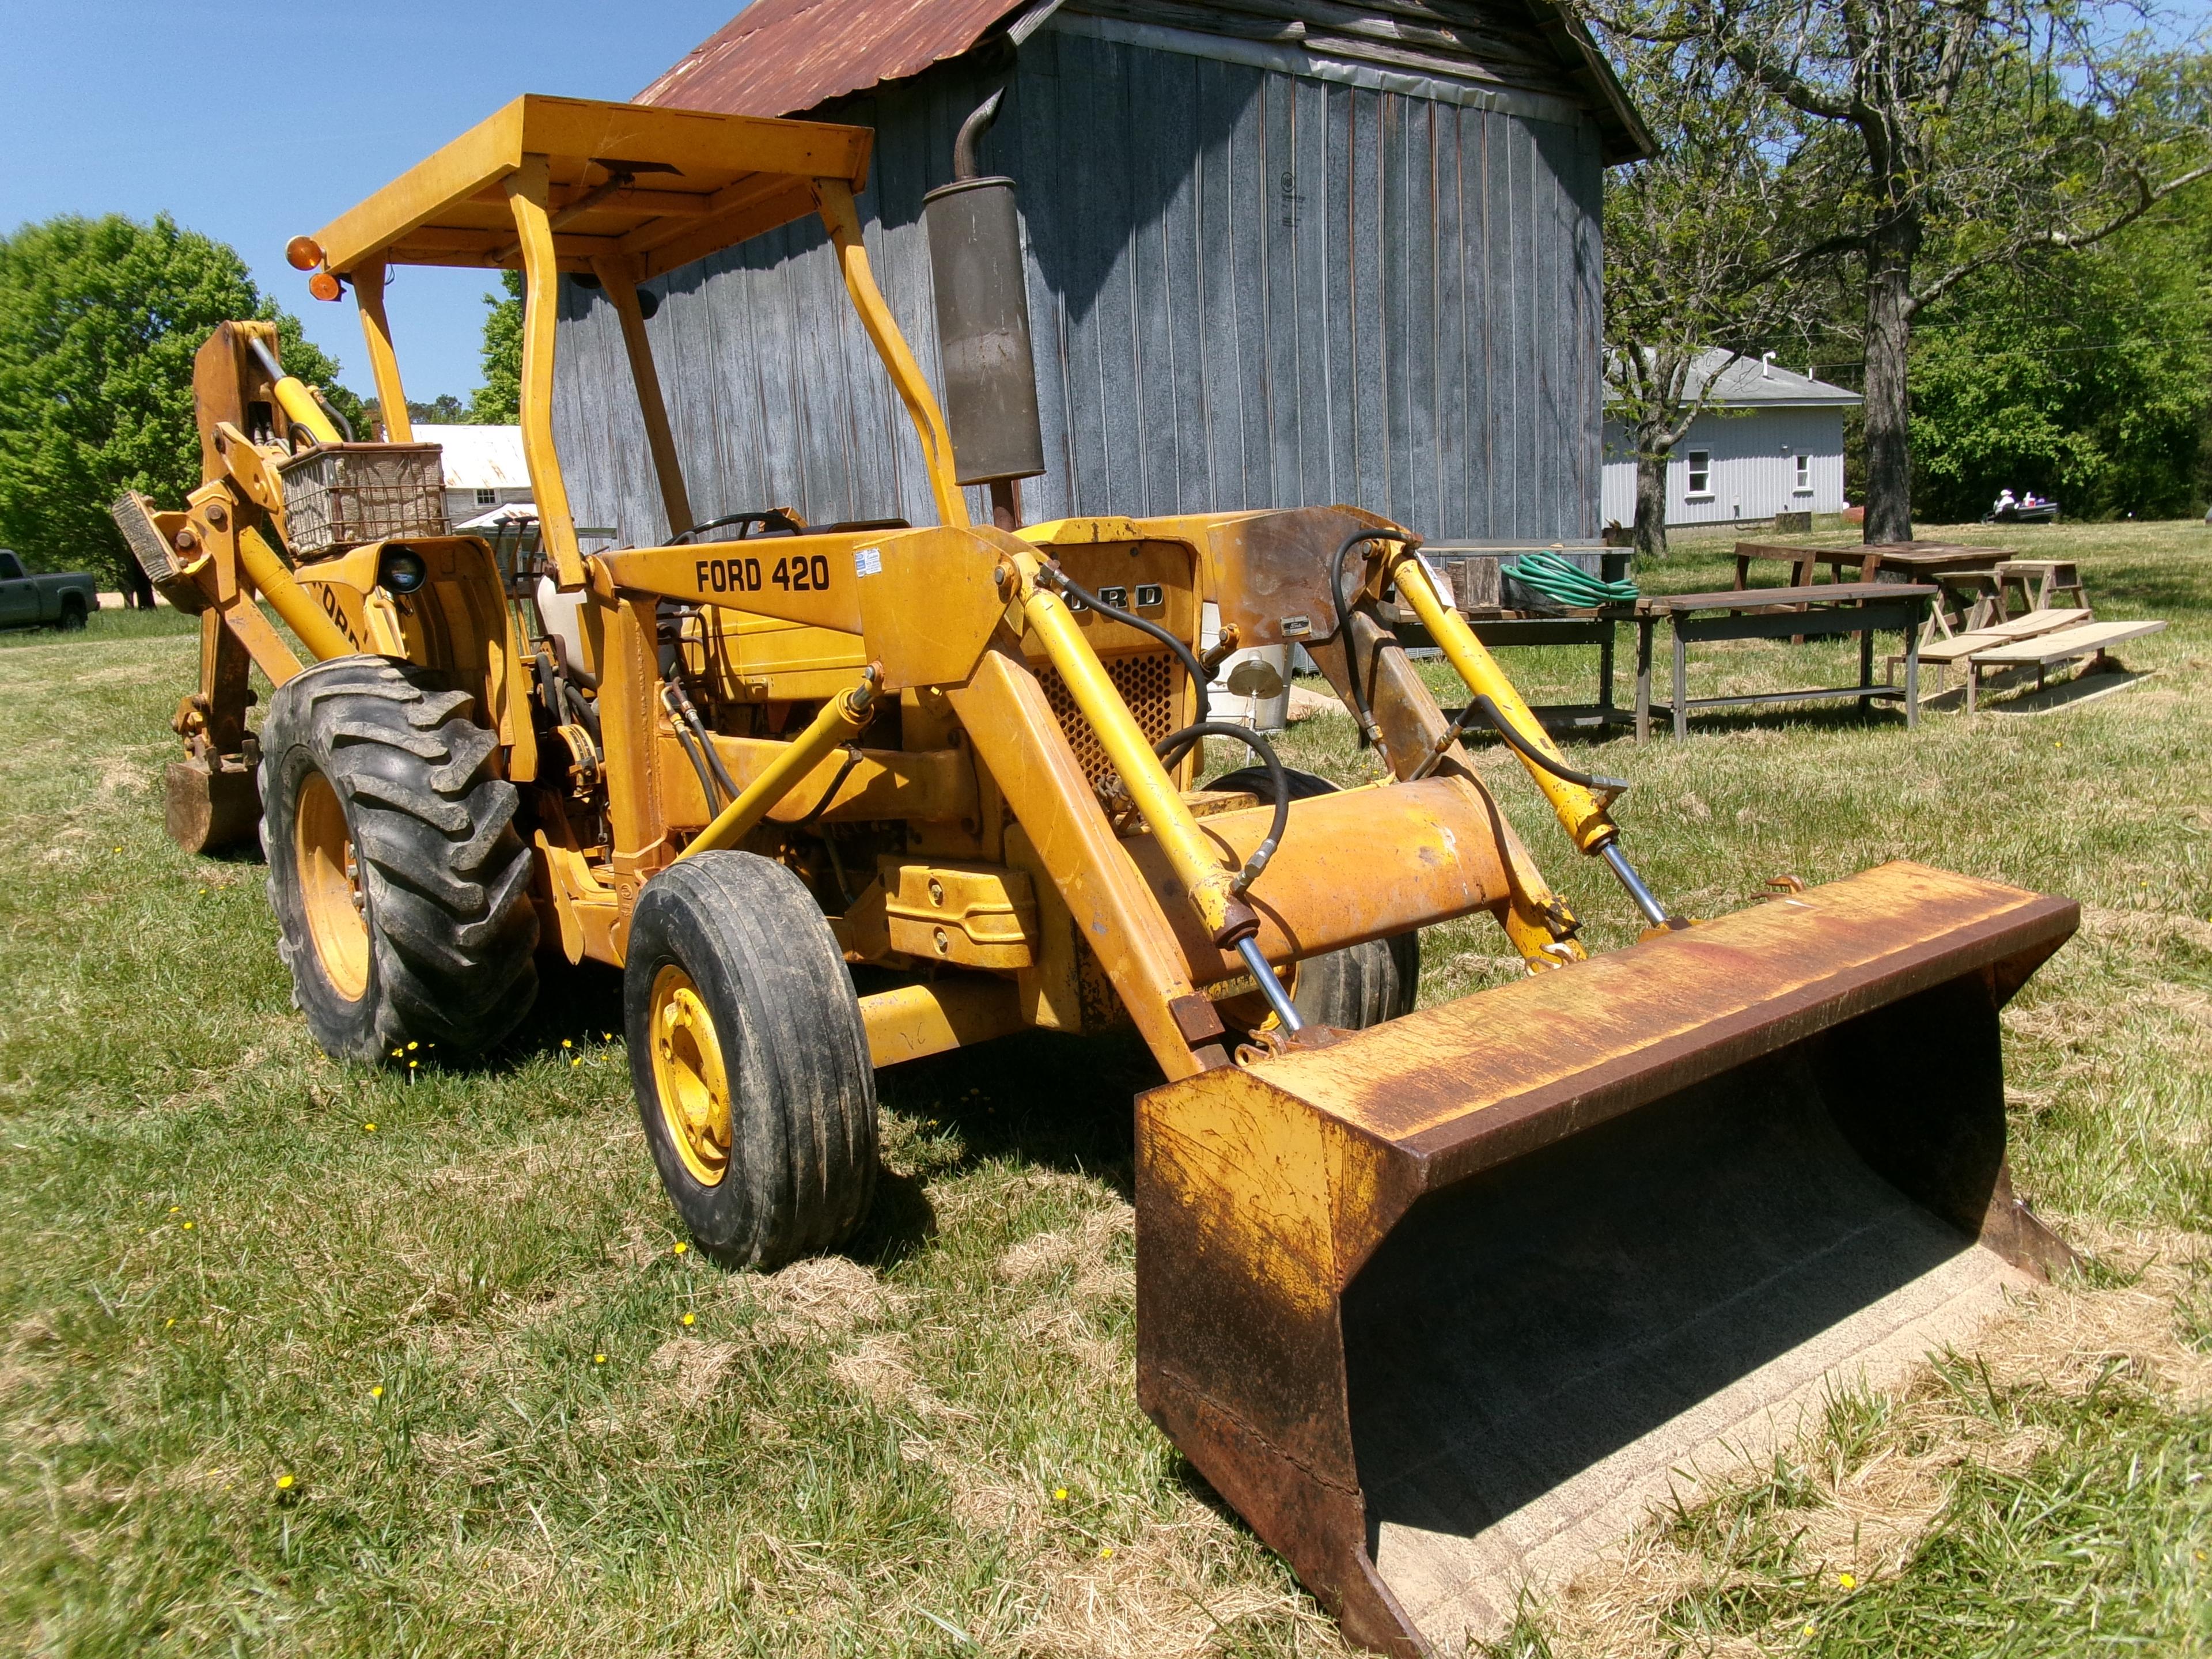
[1634,583,1934,740]
[1892,609,2086,709]
[1995,559,2089,618]
[1965,619,2166,709]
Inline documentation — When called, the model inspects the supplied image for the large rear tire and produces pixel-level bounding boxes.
[623,851,878,1268]
[1207,764,1421,1029]
[260,656,539,1064]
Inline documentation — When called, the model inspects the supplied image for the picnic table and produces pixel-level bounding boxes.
[1634,582,1936,741]
[1733,540,2013,590]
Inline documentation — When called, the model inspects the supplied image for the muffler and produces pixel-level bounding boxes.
[1135,861,2075,1654]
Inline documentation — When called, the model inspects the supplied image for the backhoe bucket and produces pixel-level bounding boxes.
[1135,862,2076,1656]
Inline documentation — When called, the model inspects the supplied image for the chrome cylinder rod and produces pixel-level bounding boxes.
[1600,840,1671,929]
[1237,934,1304,1034]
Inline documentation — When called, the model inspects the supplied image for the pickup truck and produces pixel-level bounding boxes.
[0,550,99,630]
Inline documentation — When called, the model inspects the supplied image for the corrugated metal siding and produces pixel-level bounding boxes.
[553,27,1604,545]
[1600,407,1849,528]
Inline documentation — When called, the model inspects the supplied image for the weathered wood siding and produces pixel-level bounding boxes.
[552,23,1604,544]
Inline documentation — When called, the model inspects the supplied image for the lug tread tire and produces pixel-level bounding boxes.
[624,851,877,1269]
[260,656,539,1063]
[1207,764,1421,1029]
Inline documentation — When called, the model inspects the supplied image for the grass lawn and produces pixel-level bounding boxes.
[2,522,2209,1656]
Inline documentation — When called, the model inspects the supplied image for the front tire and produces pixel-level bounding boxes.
[1207,764,1421,1030]
[623,851,878,1268]
[260,656,539,1063]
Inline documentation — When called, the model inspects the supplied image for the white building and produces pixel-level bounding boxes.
[1602,353,1860,531]
[412,425,531,528]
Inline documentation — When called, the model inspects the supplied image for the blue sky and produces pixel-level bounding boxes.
[9,0,2211,404]
[0,1,745,402]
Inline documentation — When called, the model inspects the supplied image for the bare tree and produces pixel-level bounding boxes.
[1683,0,2212,540]
[1601,44,1805,555]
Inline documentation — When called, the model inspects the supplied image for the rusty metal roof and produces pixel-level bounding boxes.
[637,0,1032,118]
[638,0,1648,162]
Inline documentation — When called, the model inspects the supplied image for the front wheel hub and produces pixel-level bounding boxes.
[650,964,732,1185]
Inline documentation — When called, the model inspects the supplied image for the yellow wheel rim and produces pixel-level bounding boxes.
[651,964,732,1187]
[295,769,370,1001]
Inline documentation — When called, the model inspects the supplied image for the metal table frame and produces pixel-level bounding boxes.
[1467,613,1635,730]
[1390,611,1638,730]
[1634,584,1934,741]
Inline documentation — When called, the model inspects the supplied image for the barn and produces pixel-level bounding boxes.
[550,0,1649,546]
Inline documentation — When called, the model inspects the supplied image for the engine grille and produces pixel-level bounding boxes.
[1036,650,1181,792]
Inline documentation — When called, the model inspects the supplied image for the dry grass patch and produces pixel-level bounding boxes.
[1496,1224,2212,1658]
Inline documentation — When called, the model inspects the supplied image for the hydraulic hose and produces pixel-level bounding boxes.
[1155,721,1292,892]
[664,678,737,801]
[311,387,357,443]
[1459,694,1630,793]
[1331,528,1411,747]
[1037,565,1213,724]
[667,704,722,809]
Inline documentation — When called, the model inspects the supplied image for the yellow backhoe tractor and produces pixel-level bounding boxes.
[117,94,2078,1654]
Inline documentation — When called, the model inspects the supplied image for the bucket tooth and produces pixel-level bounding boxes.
[1135,861,2075,1655]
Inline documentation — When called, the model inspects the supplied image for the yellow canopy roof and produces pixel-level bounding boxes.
[309,94,874,280]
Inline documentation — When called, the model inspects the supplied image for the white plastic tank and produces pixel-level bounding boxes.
[1200,602,1290,732]
[535,575,591,675]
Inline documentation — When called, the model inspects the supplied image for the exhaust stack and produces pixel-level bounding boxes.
[924,89,1046,528]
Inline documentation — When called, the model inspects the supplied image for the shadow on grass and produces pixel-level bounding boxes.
[499,953,627,1063]
[487,947,1158,1259]
[876,1025,1158,1205]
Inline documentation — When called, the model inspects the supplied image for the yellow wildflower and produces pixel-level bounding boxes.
[1838,1571,1857,1590]
[682,1313,696,1327]
[1099,1545,1113,1559]
[673,1241,688,1255]
[364,1122,377,1132]
[1053,1487,1068,1502]
[370,1385,384,1399]
[594,1353,607,1364]
[275,1474,294,1491]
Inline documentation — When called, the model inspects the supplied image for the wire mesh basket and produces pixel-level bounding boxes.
[278,443,446,555]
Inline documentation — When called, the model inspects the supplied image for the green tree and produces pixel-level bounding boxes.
[1680,1,2212,541]
[468,271,523,424]
[1908,217,2212,521]
[0,213,361,601]
[1597,31,1806,555]
[364,393,469,431]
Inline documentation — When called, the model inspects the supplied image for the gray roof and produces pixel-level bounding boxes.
[1672,349,1861,409]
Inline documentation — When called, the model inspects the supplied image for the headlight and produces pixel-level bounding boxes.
[380,546,429,594]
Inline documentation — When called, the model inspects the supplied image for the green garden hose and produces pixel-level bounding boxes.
[1501,550,1639,609]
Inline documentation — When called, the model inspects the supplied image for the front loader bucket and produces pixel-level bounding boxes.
[1135,862,2076,1656]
